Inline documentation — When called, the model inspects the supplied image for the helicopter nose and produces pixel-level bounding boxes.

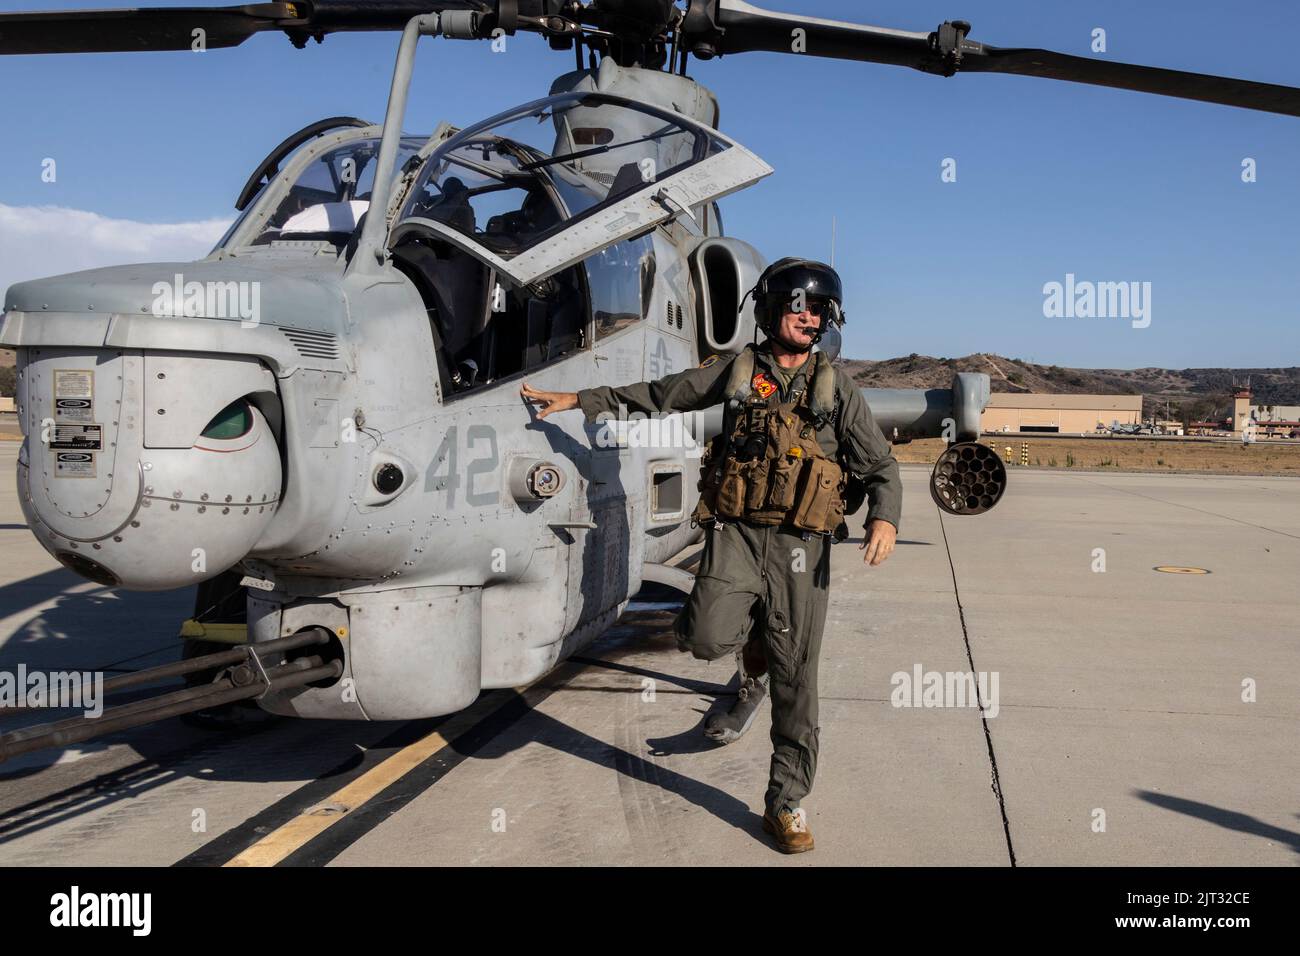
[15,348,282,591]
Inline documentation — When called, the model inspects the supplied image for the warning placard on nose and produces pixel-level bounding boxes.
[53,369,95,423]
[50,423,103,451]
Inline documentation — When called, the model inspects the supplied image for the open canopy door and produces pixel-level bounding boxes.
[389,92,772,286]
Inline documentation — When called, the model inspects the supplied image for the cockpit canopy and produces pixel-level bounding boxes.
[218,93,759,273]
[397,92,729,262]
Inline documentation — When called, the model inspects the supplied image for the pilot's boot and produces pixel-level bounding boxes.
[704,638,769,745]
[762,806,814,854]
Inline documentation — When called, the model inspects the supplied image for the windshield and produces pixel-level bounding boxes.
[218,135,426,249]
[397,93,729,259]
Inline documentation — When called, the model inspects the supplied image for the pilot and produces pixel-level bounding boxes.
[427,176,475,234]
[520,258,901,854]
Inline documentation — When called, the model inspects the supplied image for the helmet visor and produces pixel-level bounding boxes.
[775,293,840,324]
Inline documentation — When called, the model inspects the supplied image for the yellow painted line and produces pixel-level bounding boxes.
[225,726,453,867]
[222,670,572,867]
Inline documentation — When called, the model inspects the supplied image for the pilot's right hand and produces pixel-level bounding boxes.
[521,381,580,419]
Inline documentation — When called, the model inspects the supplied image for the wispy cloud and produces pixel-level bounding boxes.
[0,204,233,300]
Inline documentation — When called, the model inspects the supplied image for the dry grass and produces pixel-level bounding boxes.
[894,436,1300,477]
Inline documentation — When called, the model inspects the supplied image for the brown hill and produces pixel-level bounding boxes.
[839,353,1300,422]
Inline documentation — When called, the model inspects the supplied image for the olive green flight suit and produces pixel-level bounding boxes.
[577,343,902,815]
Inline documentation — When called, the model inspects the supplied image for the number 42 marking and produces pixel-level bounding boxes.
[425,425,500,507]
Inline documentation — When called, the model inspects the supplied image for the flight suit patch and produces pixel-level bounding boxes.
[700,354,720,368]
[751,372,777,400]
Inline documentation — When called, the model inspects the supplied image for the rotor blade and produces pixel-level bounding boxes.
[963,47,1300,118]
[274,0,499,33]
[0,3,303,53]
[706,0,1300,118]
[0,1,513,55]
[703,0,936,69]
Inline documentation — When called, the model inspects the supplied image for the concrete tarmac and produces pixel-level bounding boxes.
[1,439,1296,866]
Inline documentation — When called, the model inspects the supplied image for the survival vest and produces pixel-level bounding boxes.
[693,346,846,534]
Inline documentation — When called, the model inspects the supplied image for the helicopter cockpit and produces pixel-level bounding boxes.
[387,92,741,399]
[212,92,767,402]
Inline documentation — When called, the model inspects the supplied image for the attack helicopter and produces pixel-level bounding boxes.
[1,1,1297,759]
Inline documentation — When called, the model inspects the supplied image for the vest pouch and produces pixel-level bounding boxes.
[826,484,847,532]
[743,458,771,512]
[716,457,748,518]
[693,475,718,523]
[766,455,803,511]
[793,457,844,533]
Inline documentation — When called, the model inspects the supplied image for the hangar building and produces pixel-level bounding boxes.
[981,393,1143,434]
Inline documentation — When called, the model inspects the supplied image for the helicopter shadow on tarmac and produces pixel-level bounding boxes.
[442,603,765,844]
[0,567,197,782]
[0,568,191,676]
[450,689,763,845]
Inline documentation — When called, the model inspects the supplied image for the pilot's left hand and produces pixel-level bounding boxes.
[860,518,897,566]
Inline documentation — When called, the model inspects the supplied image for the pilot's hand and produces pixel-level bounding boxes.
[521,381,580,419]
[860,518,897,567]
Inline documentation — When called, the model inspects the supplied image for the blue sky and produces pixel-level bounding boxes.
[1,0,1297,367]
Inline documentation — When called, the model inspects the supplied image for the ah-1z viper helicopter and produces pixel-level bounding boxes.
[1,1,1297,759]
